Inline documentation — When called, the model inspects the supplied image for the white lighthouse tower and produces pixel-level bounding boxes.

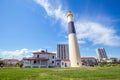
[67,11,82,67]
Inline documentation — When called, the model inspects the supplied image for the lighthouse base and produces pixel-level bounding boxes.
[69,34,82,67]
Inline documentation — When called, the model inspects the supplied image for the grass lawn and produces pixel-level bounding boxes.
[0,66,120,80]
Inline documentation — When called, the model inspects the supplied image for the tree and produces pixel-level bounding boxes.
[19,63,23,68]
[0,60,4,68]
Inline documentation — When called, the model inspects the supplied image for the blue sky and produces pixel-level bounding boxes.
[0,0,120,60]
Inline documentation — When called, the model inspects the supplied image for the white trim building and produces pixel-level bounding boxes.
[23,51,56,68]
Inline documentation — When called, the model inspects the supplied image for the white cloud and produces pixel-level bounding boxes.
[0,48,43,60]
[75,21,120,46]
[34,0,120,46]
[34,0,67,29]
[78,40,86,44]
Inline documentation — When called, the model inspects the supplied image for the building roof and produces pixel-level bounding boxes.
[33,51,56,55]
[23,58,49,61]
[81,57,96,60]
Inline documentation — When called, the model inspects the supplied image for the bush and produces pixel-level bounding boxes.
[19,63,23,68]
[98,62,107,67]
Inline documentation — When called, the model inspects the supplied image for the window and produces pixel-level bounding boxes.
[34,61,36,64]
[57,63,59,65]
[52,56,54,59]
[65,63,67,67]
[37,55,39,58]
[62,62,64,65]
[52,61,54,64]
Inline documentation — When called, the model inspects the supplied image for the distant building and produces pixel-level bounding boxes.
[3,59,19,66]
[107,57,119,63]
[56,59,70,67]
[23,51,56,68]
[96,48,108,62]
[57,44,69,59]
[81,57,97,66]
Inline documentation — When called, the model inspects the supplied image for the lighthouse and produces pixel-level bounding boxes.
[67,11,82,67]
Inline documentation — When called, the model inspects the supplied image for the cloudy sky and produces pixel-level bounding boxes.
[0,0,120,60]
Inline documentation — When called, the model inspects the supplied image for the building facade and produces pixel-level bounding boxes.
[56,59,70,67]
[23,51,56,68]
[96,48,108,62]
[23,50,72,68]
[57,44,69,60]
[81,57,97,66]
[3,59,19,66]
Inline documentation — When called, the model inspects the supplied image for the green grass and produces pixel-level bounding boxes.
[0,66,120,80]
